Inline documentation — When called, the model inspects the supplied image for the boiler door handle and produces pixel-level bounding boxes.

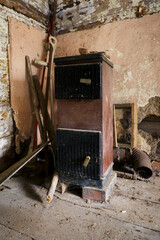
[83,156,91,168]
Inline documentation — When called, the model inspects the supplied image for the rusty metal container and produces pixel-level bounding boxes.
[54,52,113,188]
[132,148,153,178]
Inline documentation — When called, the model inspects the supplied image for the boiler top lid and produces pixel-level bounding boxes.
[54,52,113,68]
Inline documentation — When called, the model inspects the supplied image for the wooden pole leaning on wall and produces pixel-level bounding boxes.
[0,140,52,187]
[33,75,56,155]
[131,103,138,148]
[26,56,50,175]
[26,56,44,142]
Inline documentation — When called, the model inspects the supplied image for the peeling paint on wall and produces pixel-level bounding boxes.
[56,0,160,34]
[0,0,49,25]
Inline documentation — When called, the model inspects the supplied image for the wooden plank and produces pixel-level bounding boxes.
[0,0,48,26]
[115,103,131,109]
[131,103,137,148]
[33,75,56,155]
[0,141,50,186]
[45,1,57,109]
[25,56,44,142]
[113,105,118,147]
[8,18,47,140]
[32,75,50,175]
[114,176,160,203]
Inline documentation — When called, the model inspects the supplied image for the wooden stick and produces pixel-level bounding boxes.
[25,56,44,142]
[33,75,56,155]
[0,141,52,187]
[131,103,137,148]
[113,105,118,148]
[61,183,69,194]
[45,0,57,108]
[46,171,58,202]
[49,36,57,125]
[32,75,50,175]
[114,103,131,109]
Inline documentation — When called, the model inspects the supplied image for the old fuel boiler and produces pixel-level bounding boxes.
[54,52,113,188]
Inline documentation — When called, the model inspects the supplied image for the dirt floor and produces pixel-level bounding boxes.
[0,169,160,240]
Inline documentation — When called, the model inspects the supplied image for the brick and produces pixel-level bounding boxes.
[82,172,117,202]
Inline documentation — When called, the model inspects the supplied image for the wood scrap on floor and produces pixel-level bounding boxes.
[0,141,52,187]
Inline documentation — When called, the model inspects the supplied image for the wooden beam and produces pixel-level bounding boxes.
[33,75,56,155]
[0,141,51,187]
[131,103,137,148]
[0,0,48,26]
[25,56,44,142]
[114,103,131,109]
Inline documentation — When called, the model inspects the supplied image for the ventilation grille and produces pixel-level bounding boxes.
[56,129,101,180]
[55,63,101,99]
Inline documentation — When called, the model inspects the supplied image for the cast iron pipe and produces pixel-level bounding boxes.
[113,147,153,179]
[131,148,153,179]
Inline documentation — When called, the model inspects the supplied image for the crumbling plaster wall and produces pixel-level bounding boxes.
[56,0,160,34]
[0,2,48,172]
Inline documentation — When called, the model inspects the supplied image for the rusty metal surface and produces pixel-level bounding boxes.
[56,129,101,181]
[113,147,131,164]
[102,61,113,177]
[57,99,102,131]
[82,187,105,202]
[132,148,153,179]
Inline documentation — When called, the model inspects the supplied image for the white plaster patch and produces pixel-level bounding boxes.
[0,137,12,158]
[114,64,121,72]
[109,0,121,9]
[0,104,13,137]
[113,87,138,103]
[105,96,108,104]
[29,0,49,16]
[124,71,133,83]
[139,57,154,70]
[131,0,142,7]
[117,51,123,58]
